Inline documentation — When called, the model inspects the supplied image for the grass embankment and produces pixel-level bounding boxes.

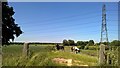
[2,45,98,66]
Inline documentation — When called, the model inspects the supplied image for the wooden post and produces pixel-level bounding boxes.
[99,44,105,65]
[118,46,120,66]
[0,1,2,67]
[107,53,109,64]
[22,42,29,57]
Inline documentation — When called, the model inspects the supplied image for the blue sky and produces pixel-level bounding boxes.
[8,2,118,43]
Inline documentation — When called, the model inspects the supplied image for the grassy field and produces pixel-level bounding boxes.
[2,44,99,66]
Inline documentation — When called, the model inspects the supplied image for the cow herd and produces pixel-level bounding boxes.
[55,44,80,54]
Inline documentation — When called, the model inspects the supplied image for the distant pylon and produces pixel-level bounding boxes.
[100,4,109,46]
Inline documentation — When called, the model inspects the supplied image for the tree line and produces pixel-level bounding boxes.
[63,39,120,47]
[63,39,94,46]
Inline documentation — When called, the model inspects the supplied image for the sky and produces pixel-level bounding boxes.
[8,2,118,43]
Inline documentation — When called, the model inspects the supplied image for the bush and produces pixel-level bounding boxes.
[88,40,94,46]
[110,40,120,46]
[84,45,89,50]
[63,39,69,46]
[68,39,75,46]
[84,46,98,50]
[88,46,97,50]
[79,45,85,49]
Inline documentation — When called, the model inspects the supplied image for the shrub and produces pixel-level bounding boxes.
[63,39,69,46]
[84,45,89,50]
[68,39,75,46]
[84,46,98,50]
[88,46,97,50]
[79,45,85,49]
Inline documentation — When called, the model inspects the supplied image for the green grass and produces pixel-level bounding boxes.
[2,44,98,66]
[80,49,98,57]
[49,51,98,66]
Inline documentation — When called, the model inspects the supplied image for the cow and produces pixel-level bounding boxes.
[56,44,64,51]
[71,46,80,54]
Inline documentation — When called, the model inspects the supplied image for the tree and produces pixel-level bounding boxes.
[76,41,84,46]
[68,39,75,46]
[76,41,88,49]
[101,42,110,45]
[2,2,23,44]
[110,40,120,46]
[63,39,69,46]
[84,41,89,45]
[88,40,94,46]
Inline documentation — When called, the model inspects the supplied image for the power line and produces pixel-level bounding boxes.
[107,20,119,21]
[24,25,117,34]
[20,12,101,25]
[106,10,118,11]
[19,11,100,22]
[24,30,100,36]
[19,15,101,31]
[19,16,117,29]
[16,9,118,38]
[22,30,117,38]
[17,12,118,29]
[18,9,118,25]
[25,26,100,34]
[23,20,117,33]
[24,20,101,31]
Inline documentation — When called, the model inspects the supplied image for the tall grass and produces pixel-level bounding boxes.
[3,44,98,66]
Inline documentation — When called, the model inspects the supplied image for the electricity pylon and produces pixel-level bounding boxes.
[99,4,110,65]
[100,4,109,46]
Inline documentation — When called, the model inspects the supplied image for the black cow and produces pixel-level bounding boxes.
[56,44,64,50]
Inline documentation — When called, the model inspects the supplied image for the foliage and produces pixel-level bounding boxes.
[110,40,120,46]
[80,45,85,49]
[63,39,75,46]
[63,39,69,46]
[76,41,84,46]
[76,41,88,49]
[84,44,89,50]
[88,46,98,50]
[68,39,75,46]
[87,40,94,46]
[84,41,89,45]
[76,41,88,46]
[2,2,22,44]
[84,45,98,50]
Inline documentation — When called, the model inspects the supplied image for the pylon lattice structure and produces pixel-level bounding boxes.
[100,4,109,46]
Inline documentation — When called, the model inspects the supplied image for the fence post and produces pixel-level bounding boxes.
[99,44,105,65]
[118,46,120,66]
[22,42,29,57]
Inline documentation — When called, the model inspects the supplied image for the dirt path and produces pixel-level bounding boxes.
[52,57,72,66]
[52,57,88,66]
